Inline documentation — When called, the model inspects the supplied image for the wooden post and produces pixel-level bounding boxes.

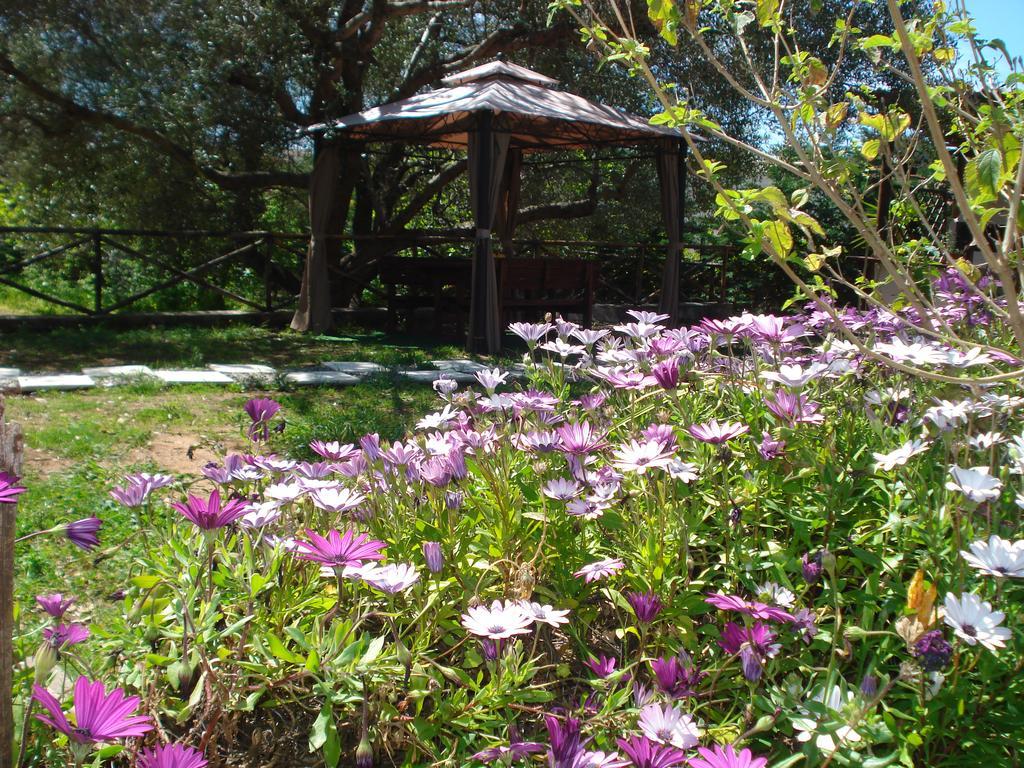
[92,231,104,314]
[0,397,24,768]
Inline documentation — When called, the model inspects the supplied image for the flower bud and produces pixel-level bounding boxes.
[860,674,878,698]
[33,642,58,684]
[421,541,444,574]
[355,734,374,768]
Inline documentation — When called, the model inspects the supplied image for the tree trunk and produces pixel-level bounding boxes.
[0,398,24,768]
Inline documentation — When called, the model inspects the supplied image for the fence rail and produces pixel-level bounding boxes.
[0,226,741,318]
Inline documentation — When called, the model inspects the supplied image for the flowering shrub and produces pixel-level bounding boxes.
[14,288,1024,766]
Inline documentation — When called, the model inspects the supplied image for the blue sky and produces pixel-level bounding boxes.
[961,0,1024,71]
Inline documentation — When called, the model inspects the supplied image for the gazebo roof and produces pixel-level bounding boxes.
[308,61,680,150]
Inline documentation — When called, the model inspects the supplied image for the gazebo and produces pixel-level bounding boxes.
[298,60,691,354]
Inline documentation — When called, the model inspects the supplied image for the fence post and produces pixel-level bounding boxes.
[635,246,644,306]
[263,235,274,312]
[720,248,728,305]
[92,231,103,314]
[0,398,24,768]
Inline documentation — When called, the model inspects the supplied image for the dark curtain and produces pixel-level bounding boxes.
[291,141,341,332]
[497,148,523,257]
[656,138,687,322]
[467,112,511,354]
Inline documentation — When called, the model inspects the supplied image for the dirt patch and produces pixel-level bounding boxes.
[22,446,74,478]
[128,431,247,475]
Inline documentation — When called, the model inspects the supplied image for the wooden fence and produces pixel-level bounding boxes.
[0,226,742,317]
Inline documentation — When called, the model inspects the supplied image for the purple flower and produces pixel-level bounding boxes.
[508,321,553,346]
[557,421,607,455]
[137,744,208,768]
[626,591,664,623]
[914,630,953,672]
[719,622,779,682]
[171,491,250,530]
[0,471,27,504]
[686,419,749,445]
[764,390,824,425]
[641,423,677,447]
[43,622,90,650]
[422,541,444,573]
[110,482,149,508]
[293,529,386,569]
[789,608,818,645]
[243,398,281,441]
[705,593,794,623]
[651,360,680,390]
[688,744,768,768]
[860,674,878,698]
[614,734,688,768]
[36,593,74,619]
[360,433,382,460]
[758,431,786,460]
[802,551,824,583]
[574,558,625,583]
[545,715,584,768]
[64,517,102,551]
[471,735,545,764]
[33,675,153,745]
[649,656,704,698]
[585,655,618,678]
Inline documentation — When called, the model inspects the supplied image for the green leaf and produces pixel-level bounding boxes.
[763,220,793,258]
[309,704,341,768]
[860,139,880,161]
[131,574,161,589]
[266,633,304,664]
[976,148,1002,194]
[755,0,780,27]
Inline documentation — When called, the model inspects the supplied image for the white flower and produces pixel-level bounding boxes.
[416,404,460,431]
[539,338,586,357]
[666,460,699,483]
[960,535,1024,578]
[611,439,676,475]
[875,338,950,366]
[310,487,366,514]
[517,601,570,627]
[756,581,796,608]
[760,362,827,389]
[241,501,282,528]
[475,368,509,391]
[943,592,1011,651]
[637,703,701,749]
[264,482,305,502]
[792,685,862,753]
[946,347,994,368]
[873,438,930,471]
[969,431,1004,450]
[461,600,534,639]
[945,465,1002,503]
[542,478,581,501]
[359,562,420,594]
[923,399,973,431]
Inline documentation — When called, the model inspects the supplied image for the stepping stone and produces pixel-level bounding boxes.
[322,361,388,376]
[18,374,95,392]
[398,369,477,384]
[284,371,360,386]
[153,370,234,385]
[209,364,277,381]
[82,365,157,384]
[431,359,489,374]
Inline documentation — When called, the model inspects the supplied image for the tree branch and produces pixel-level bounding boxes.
[0,53,307,190]
[226,68,311,126]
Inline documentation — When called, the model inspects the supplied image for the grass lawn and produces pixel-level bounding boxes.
[5,374,440,623]
[0,322,476,372]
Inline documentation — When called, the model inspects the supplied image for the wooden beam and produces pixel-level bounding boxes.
[0,398,24,768]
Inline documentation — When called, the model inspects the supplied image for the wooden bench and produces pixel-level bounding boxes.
[379,256,471,334]
[497,257,598,328]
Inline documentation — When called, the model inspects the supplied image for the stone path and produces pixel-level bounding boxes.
[0,360,524,394]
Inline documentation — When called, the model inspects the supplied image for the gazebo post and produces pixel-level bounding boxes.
[657,138,686,322]
[467,111,504,354]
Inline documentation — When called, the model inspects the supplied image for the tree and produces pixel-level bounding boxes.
[554,0,1024,380]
